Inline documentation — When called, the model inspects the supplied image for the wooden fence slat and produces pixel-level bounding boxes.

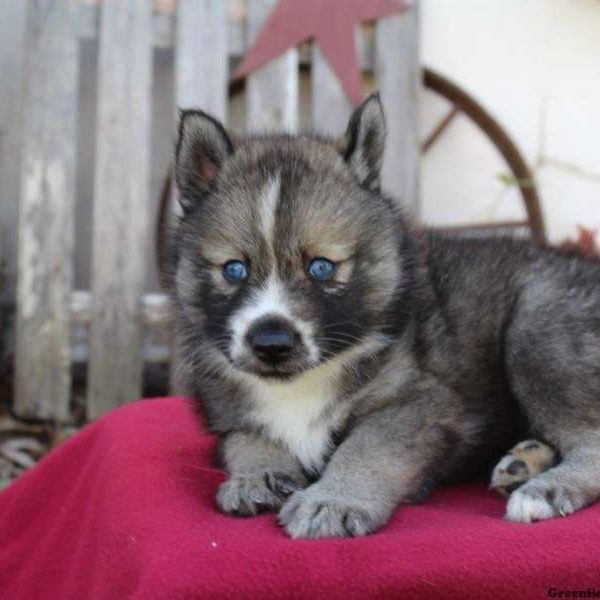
[311,44,355,137]
[176,0,228,119]
[170,0,229,395]
[0,2,26,311]
[311,27,370,135]
[14,0,79,420]
[246,0,299,132]
[88,0,153,418]
[375,1,421,213]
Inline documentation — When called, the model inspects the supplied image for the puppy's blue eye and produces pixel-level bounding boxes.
[308,258,336,281]
[223,260,248,282]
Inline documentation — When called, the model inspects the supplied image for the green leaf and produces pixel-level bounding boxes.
[497,172,535,189]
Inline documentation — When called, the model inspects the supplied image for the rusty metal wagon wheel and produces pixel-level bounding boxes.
[156,67,546,281]
[422,68,545,245]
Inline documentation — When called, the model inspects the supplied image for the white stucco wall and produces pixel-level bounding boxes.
[420,0,600,243]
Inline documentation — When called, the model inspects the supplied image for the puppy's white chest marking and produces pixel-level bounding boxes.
[243,336,389,472]
[247,367,341,472]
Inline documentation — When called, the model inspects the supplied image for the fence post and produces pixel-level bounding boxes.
[176,0,228,120]
[311,29,361,136]
[14,0,79,420]
[0,2,26,312]
[375,0,421,213]
[168,0,229,393]
[246,0,299,132]
[87,0,153,418]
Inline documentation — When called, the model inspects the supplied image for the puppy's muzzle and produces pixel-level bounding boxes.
[245,316,300,366]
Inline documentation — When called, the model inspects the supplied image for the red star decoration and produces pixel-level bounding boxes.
[233,0,408,105]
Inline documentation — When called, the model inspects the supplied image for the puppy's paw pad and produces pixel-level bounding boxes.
[217,471,304,516]
[278,488,380,538]
[505,481,577,523]
[490,455,531,496]
[490,439,557,496]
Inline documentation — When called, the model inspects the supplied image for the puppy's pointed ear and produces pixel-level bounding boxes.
[339,93,386,191]
[175,109,234,211]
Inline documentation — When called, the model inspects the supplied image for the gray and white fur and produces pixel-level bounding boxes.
[168,94,600,538]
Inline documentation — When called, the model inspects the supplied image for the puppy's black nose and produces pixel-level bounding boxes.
[246,318,298,364]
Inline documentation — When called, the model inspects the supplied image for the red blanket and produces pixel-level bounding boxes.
[0,398,598,599]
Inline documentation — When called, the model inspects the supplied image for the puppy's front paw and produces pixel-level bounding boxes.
[278,486,386,538]
[217,471,306,516]
[490,439,557,496]
[505,478,582,523]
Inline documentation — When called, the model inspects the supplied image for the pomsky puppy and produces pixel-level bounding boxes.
[168,93,600,538]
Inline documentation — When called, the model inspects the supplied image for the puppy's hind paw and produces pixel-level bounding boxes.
[505,479,581,523]
[490,439,557,497]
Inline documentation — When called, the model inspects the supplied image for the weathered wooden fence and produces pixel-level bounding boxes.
[0,0,420,421]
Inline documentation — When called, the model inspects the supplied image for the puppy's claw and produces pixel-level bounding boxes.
[217,471,306,516]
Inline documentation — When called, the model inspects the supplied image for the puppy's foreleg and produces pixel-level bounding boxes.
[279,378,477,538]
[216,431,307,516]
